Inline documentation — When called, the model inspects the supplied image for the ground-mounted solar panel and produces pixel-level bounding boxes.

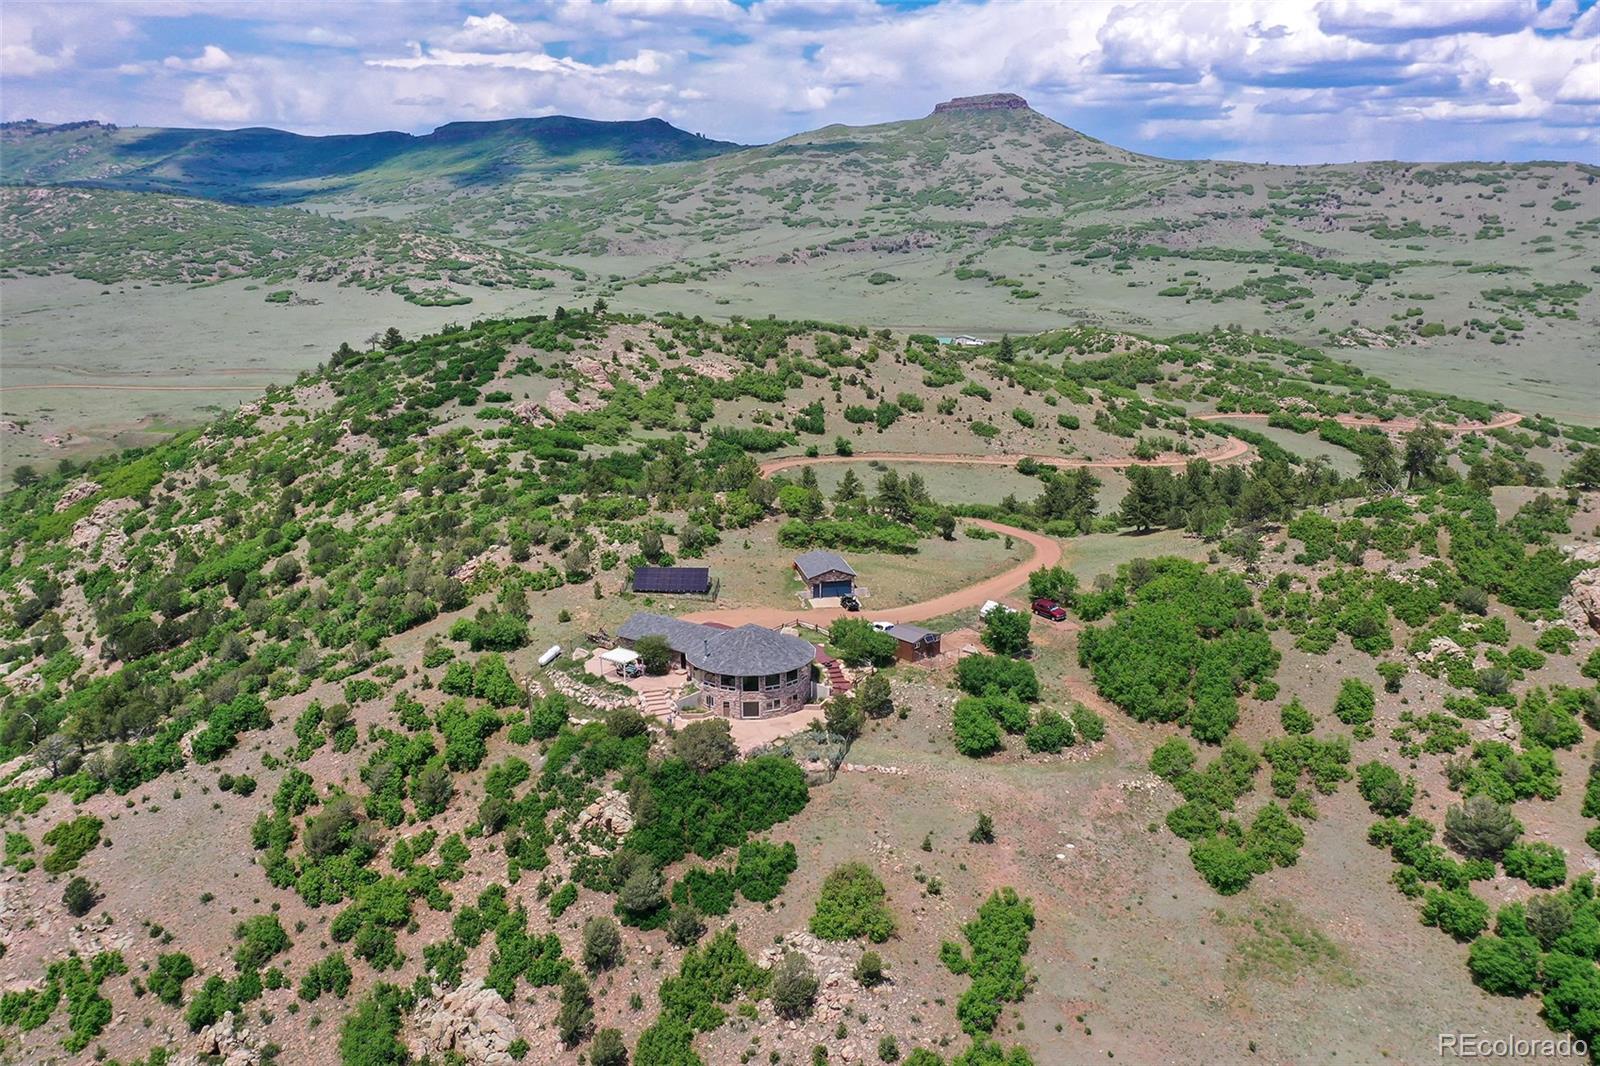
[631,566,712,594]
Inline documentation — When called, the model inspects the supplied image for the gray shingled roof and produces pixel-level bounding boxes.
[793,550,856,580]
[887,624,939,644]
[686,624,817,676]
[616,612,717,655]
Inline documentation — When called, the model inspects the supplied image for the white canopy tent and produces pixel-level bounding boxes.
[598,647,640,674]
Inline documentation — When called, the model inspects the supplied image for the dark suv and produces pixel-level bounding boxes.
[1032,597,1067,622]
[840,594,861,612]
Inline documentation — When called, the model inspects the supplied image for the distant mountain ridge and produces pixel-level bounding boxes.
[0,114,744,204]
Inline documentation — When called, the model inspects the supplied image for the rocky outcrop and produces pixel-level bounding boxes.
[577,789,634,837]
[451,547,500,584]
[178,1012,267,1066]
[70,497,138,559]
[54,480,100,512]
[934,93,1029,114]
[548,666,635,712]
[408,980,520,1065]
[1563,563,1600,636]
[511,399,549,425]
[1416,636,1468,663]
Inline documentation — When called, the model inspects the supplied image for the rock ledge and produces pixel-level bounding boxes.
[933,93,1029,114]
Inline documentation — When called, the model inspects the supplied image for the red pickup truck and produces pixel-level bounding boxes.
[1032,597,1067,622]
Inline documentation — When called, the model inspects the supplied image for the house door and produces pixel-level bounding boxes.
[741,701,761,719]
[819,580,853,597]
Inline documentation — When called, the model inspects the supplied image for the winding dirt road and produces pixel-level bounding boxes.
[758,434,1250,478]
[683,518,1061,629]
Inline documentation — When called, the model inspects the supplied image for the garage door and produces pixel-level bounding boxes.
[819,580,853,597]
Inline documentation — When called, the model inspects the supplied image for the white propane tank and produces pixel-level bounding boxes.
[537,645,561,668]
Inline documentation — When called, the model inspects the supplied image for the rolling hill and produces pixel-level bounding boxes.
[0,114,743,204]
[2,93,1597,448]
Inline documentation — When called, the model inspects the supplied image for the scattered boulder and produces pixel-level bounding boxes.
[407,980,520,1066]
[54,480,101,512]
[577,789,634,837]
[178,1011,266,1066]
[1559,549,1600,636]
[1416,636,1467,663]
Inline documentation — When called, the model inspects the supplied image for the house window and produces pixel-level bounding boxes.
[743,675,759,692]
[721,674,735,688]
[784,669,798,683]
[764,673,780,688]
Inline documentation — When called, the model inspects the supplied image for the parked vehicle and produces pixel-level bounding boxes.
[840,594,861,612]
[1032,597,1067,622]
[870,620,895,633]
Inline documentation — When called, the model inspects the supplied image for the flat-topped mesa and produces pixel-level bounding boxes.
[933,93,1030,114]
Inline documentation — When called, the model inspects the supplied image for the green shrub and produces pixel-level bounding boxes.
[298,953,353,1002]
[944,888,1033,1036]
[63,876,97,917]
[1332,678,1375,729]
[953,698,1004,758]
[41,816,103,874]
[1421,887,1490,941]
[1357,761,1415,816]
[1150,737,1196,780]
[955,656,1038,701]
[1467,934,1540,995]
[811,863,895,943]
[338,983,409,1066]
[1279,698,1314,734]
[1502,842,1567,888]
[233,914,291,972]
[735,839,798,903]
[1023,708,1074,753]
[148,952,195,1007]
[829,618,900,667]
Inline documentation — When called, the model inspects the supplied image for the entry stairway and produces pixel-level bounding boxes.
[638,688,678,718]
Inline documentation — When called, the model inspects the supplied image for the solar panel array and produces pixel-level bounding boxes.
[631,566,711,594]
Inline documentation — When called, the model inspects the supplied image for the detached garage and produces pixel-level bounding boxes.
[886,624,942,662]
[793,550,857,599]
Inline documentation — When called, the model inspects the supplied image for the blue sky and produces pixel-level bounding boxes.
[4,0,1599,163]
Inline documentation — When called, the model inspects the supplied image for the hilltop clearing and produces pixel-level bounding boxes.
[0,308,1597,1064]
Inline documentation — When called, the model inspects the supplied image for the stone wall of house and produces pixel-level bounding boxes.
[691,667,812,719]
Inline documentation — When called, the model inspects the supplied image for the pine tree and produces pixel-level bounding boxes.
[1120,467,1170,531]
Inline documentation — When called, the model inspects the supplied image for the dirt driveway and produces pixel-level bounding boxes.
[683,518,1062,628]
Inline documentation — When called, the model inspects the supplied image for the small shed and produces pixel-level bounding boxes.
[631,566,711,595]
[886,623,942,662]
[793,550,857,598]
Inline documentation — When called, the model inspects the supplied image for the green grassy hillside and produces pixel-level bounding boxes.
[0,185,574,292]
[3,96,1595,433]
[0,115,742,204]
